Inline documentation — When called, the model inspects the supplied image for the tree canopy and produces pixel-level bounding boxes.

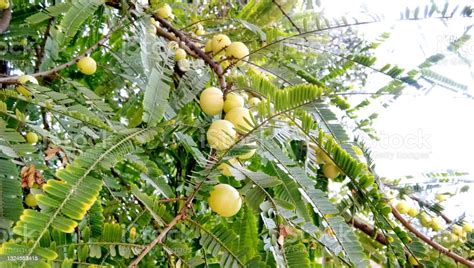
[0,0,473,267]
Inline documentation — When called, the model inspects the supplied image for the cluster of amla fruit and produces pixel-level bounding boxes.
[200,87,261,217]
[396,200,472,241]
[0,0,9,9]
[204,34,250,69]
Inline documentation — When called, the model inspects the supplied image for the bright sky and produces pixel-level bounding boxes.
[316,0,474,219]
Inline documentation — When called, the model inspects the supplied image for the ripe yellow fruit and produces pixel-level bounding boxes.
[224,107,253,133]
[211,34,231,54]
[77,56,97,75]
[322,164,340,179]
[463,223,472,232]
[217,158,240,176]
[26,132,39,145]
[204,40,213,53]
[419,214,432,227]
[208,184,242,217]
[206,120,236,150]
[17,75,38,97]
[226,42,249,63]
[238,142,257,160]
[315,148,333,164]
[223,92,244,113]
[199,87,224,116]
[175,48,186,60]
[194,24,205,36]
[25,193,38,207]
[407,207,418,217]
[452,225,464,236]
[248,97,261,108]
[156,4,173,19]
[0,0,9,9]
[396,201,409,214]
[430,218,441,231]
[129,227,137,240]
[387,236,394,243]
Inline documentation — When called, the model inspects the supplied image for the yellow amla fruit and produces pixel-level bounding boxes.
[463,223,472,232]
[208,184,242,217]
[223,92,245,113]
[407,207,419,217]
[77,56,97,75]
[395,201,409,214]
[419,214,432,227]
[25,193,38,207]
[26,132,39,145]
[204,40,213,53]
[17,75,38,97]
[238,142,257,160]
[452,225,464,236]
[247,97,261,108]
[0,0,9,10]
[211,34,231,54]
[322,164,340,179]
[217,158,240,176]
[206,120,236,150]
[430,218,442,231]
[175,48,186,60]
[199,87,224,116]
[156,4,173,19]
[224,107,253,134]
[194,24,205,36]
[226,42,249,66]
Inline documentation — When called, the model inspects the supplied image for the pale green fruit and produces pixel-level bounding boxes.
[217,158,239,176]
[322,164,340,179]
[430,218,441,231]
[208,184,242,217]
[175,48,186,60]
[25,193,38,207]
[396,201,409,214]
[224,107,252,133]
[156,4,173,19]
[199,87,224,116]
[0,0,9,9]
[226,42,249,65]
[419,214,432,227]
[204,40,213,53]
[247,97,261,108]
[407,207,418,217]
[452,225,464,236]
[206,120,236,150]
[26,132,39,145]
[77,56,97,75]
[211,34,231,54]
[463,223,472,232]
[223,93,244,113]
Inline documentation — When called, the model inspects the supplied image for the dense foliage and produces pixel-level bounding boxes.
[0,0,473,267]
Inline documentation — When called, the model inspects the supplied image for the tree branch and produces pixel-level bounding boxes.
[409,195,453,224]
[0,7,12,33]
[392,207,474,267]
[348,217,388,245]
[152,16,227,91]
